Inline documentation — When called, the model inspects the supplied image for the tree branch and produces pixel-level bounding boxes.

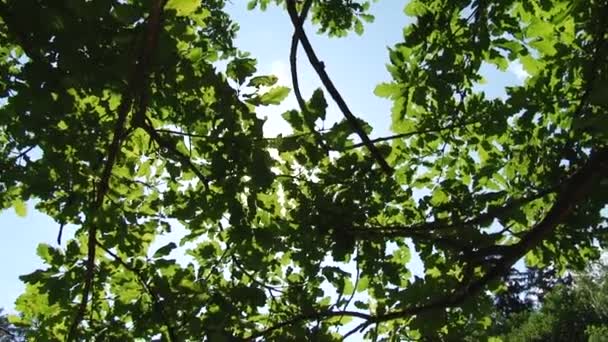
[0,325,14,338]
[67,0,168,340]
[249,147,608,337]
[141,117,210,191]
[346,119,480,149]
[285,0,393,176]
[371,147,608,325]
[288,0,330,154]
[248,309,372,340]
[358,185,558,235]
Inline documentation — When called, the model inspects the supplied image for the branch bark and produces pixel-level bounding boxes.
[370,147,608,325]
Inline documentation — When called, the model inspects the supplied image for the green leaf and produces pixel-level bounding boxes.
[404,1,428,16]
[354,300,368,309]
[520,55,543,76]
[354,19,364,35]
[36,244,53,263]
[247,0,257,10]
[305,88,327,123]
[13,199,27,217]
[343,278,354,295]
[374,82,400,99]
[166,0,199,16]
[247,75,278,88]
[356,276,369,292]
[257,86,290,105]
[153,242,177,258]
[526,19,554,38]
[227,57,257,85]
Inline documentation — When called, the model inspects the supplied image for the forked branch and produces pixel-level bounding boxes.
[285,0,393,176]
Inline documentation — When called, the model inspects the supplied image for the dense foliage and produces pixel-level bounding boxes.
[1,0,607,340]
[487,259,608,341]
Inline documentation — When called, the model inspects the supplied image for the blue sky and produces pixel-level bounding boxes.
[0,1,525,315]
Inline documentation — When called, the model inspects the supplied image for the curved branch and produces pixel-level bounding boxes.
[371,147,608,325]
[285,0,393,176]
[248,309,372,340]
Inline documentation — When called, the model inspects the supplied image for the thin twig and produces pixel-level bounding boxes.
[342,320,371,341]
[347,120,479,149]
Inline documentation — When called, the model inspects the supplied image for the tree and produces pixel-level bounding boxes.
[0,0,607,340]
[487,259,608,341]
[494,266,572,317]
[0,309,24,342]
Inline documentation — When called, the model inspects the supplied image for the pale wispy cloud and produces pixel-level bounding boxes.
[508,60,530,81]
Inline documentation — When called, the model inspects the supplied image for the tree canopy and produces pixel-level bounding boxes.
[0,0,607,340]
[487,259,608,342]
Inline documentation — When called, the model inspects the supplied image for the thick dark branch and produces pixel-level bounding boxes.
[67,0,168,340]
[252,148,608,336]
[366,19,608,317]
[285,0,393,176]
[494,147,608,268]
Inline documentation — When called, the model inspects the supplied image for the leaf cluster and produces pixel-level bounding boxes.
[0,0,607,340]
